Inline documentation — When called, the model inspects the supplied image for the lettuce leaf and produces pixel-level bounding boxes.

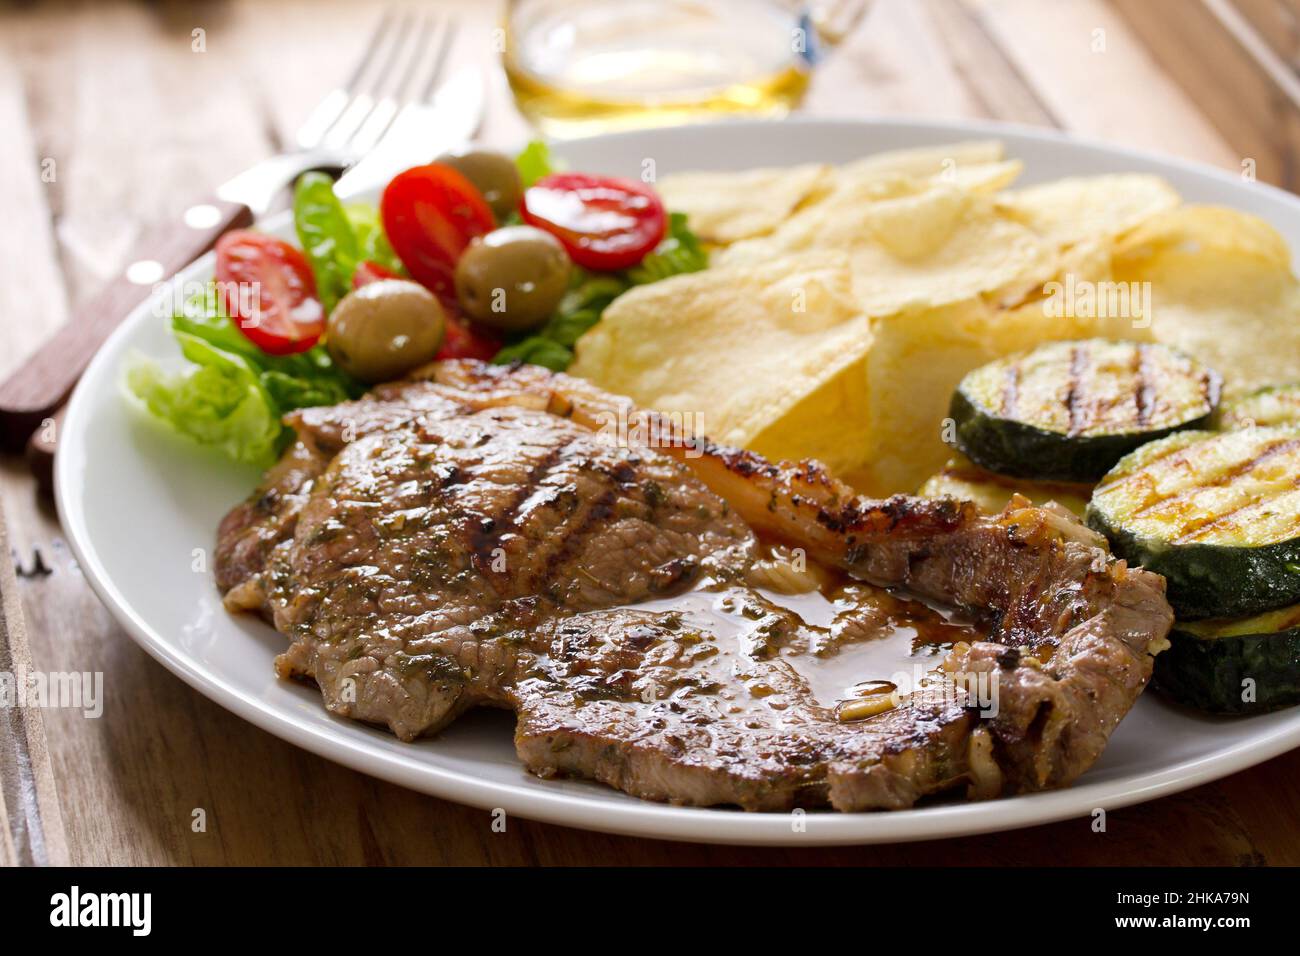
[515,140,555,189]
[293,172,359,313]
[490,336,574,371]
[172,286,359,402]
[627,212,707,285]
[344,202,404,275]
[127,285,361,466]
[127,334,283,466]
[293,171,407,310]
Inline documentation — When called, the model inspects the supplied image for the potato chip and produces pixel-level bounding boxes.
[1115,204,1291,269]
[993,272,1156,350]
[855,298,998,494]
[832,160,1023,202]
[939,159,1024,195]
[657,163,831,244]
[570,252,872,457]
[997,174,1180,250]
[719,185,1056,318]
[748,348,871,478]
[1112,206,1300,395]
[657,142,1015,248]
[834,139,1006,183]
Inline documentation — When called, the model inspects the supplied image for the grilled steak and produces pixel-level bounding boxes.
[216,360,1173,811]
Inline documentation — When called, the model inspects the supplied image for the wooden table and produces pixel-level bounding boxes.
[3,0,1299,866]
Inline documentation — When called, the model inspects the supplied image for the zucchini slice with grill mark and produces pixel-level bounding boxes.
[950,339,1220,482]
[1086,427,1300,619]
[1216,382,1300,430]
[1154,603,1300,714]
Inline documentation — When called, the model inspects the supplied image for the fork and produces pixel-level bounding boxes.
[0,7,483,462]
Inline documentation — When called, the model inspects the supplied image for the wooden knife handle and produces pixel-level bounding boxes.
[0,196,253,453]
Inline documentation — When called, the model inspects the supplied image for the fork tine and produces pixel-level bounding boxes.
[340,7,400,93]
[330,14,482,197]
[363,14,458,152]
[419,17,457,102]
[321,9,416,150]
[394,14,442,104]
[349,14,443,153]
[295,8,398,151]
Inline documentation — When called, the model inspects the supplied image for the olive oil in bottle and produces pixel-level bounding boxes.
[503,0,813,137]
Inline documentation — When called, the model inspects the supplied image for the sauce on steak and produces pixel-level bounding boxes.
[215,361,1173,811]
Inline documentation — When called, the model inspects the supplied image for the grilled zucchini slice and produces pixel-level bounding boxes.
[1154,603,1300,714]
[918,455,1091,518]
[1087,427,1300,619]
[1216,383,1300,430]
[951,339,1220,482]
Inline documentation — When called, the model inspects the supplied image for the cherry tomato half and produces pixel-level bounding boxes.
[351,260,402,289]
[381,163,495,306]
[215,230,324,355]
[520,173,666,271]
[435,314,501,362]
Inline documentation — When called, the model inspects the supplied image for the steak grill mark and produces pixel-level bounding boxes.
[214,362,1174,811]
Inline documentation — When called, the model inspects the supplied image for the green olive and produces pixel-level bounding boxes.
[326,280,445,384]
[435,147,522,222]
[454,226,571,332]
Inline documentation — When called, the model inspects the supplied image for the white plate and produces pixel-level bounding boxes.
[58,118,1300,846]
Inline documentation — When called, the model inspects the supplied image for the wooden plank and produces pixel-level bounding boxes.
[0,4,86,867]
[9,0,273,307]
[1231,0,1300,67]
[922,0,1060,125]
[1112,0,1300,189]
[967,0,1239,168]
[803,0,988,117]
[0,55,68,380]
[0,505,69,866]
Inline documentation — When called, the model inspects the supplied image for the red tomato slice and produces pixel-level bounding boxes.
[215,230,323,355]
[381,163,495,306]
[520,173,666,271]
[435,314,501,362]
[351,260,402,289]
